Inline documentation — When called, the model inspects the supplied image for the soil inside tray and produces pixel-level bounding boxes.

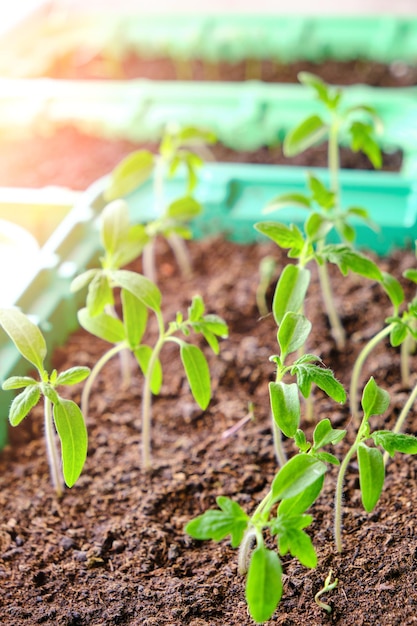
[0,126,402,191]
[2,236,417,626]
[46,51,417,87]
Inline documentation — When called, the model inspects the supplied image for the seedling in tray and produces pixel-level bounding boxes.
[0,308,90,496]
[262,72,383,349]
[104,124,216,283]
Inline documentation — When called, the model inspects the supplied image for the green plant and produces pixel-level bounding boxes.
[185,310,346,623]
[261,72,382,349]
[334,377,417,552]
[103,124,216,282]
[314,569,338,613]
[0,308,90,496]
[76,268,227,468]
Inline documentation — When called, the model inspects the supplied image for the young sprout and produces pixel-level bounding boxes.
[186,311,346,623]
[334,377,417,552]
[103,124,216,283]
[314,569,338,613]
[76,269,228,469]
[262,72,383,349]
[0,308,90,496]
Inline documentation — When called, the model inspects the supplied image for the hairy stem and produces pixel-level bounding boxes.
[167,233,192,278]
[317,261,346,350]
[334,441,358,552]
[272,419,287,467]
[44,397,64,497]
[81,344,126,417]
[349,324,393,423]
[142,241,156,283]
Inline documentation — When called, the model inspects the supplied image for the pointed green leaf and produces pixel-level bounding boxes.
[291,361,346,402]
[179,342,211,410]
[0,308,46,373]
[313,418,346,449]
[275,523,317,568]
[358,443,384,512]
[166,196,202,220]
[278,311,312,358]
[371,431,417,457]
[278,475,324,517]
[284,114,328,157]
[78,308,125,344]
[100,199,130,256]
[121,288,148,349]
[53,398,88,488]
[8,385,41,426]
[381,272,404,310]
[271,454,327,502]
[254,221,305,254]
[104,149,155,201]
[361,377,390,420]
[185,496,249,548]
[86,272,114,317]
[246,546,283,623]
[2,376,37,390]
[307,175,336,210]
[70,269,99,294]
[305,212,334,243]
[55,367,91,386]
[188,295,205,321]
[321,245,383,281]
[272,265,311,325]
[111,270,161,313]
[269,381,300,438]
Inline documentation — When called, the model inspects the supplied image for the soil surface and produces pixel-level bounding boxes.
[0,126,402,191]
[46,53,417,87]
[1,235,417,625]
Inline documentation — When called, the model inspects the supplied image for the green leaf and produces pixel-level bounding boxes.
[348,121,382,169]
[307,175,336,210]
[278,311,312,358]
[0,308,47,374]
[78,308,125,345]
[320,245,383,281]
[165,196,202,221]
[313,418,346,450]
[100,199,130,256]
[273,516,317,568]
[86,272,114,317]
[271,454,327,502]
[291,360,346,402]
[357,443,384,512]
[314,451,340,465]
[278,475,324,517]
[104,149,155,201]
[55,367,91,386]
[272,265,311,325]
[53,398,88,488]
[269,381,300,438]
[246,546,283,623]
[70,269,99,294]
[2,376,37,390]
[134,345,162,395]
[298,71,339,107]
[381,272,404,310]
[179,342,211,410]
[390,321,408,347]
[361,377,390,420]
[111,270,162,313]
[305,212,333,243]
[264,193,311,213]
[200,314,229,338]
[121,288,148,349]
[371,431,417,457]
[8,385,41,426]
[404,268,417,284]
[185,496,249,548]
[254,221,305,255]
[284,115,328,157]
[188,295,205,321]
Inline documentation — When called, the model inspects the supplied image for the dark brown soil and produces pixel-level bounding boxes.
[0,126,402,191]
[46,52,417,87]
[1,235,417,625]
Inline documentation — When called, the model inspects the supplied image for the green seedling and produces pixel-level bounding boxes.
[254,217,385,355]
[335,377,417,552]
[268,310,346,466]
[186,310,346,623]
[0,308,90,496]
[104,124,216,283]
[76,269,227,468]
[349,264,417,423]
[314,569,338,614]
[262,72,382,349]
